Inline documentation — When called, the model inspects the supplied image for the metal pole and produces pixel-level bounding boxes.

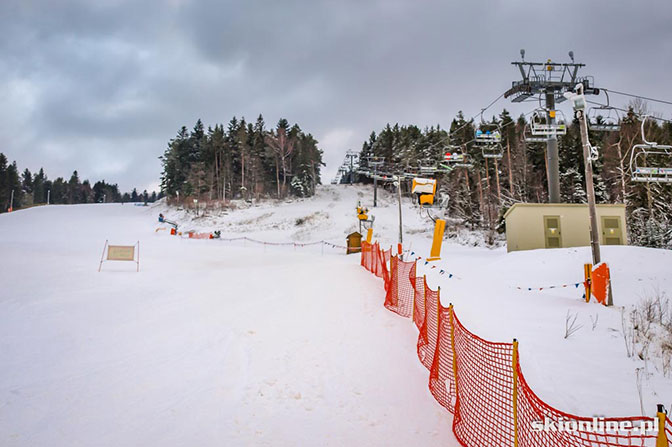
[10,189,15,211]
[373,165,378,207]
[397,177,403,245]
[47,189,50,205]
[545,92,561,203]
[575,87,601,266]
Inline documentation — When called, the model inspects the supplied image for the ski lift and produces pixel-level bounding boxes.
[530,108,567,136]
[588,91,621,132]
[443,150,473,168]
[475,129,502,144]
[523,123,547,144]
[418,164,438,175]
[629,116,672,183]
[481,144,503,159]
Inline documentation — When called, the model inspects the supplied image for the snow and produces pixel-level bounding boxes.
[1,184,670,445]
[0,198,455,446]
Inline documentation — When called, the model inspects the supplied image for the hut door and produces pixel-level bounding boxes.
[543,215,562,248]
[601,216,623,245]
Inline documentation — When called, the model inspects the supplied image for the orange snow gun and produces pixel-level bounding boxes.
[412,177,437,206]
[357,205,369,221]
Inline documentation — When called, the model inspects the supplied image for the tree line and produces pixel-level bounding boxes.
[0,153,160,213]
[159,115,324,203]
[355,104,672,248]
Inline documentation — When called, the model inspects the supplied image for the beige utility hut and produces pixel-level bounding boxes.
[504,203,627,252]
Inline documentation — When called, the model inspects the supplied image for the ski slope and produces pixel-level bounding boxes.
[0,199,456,446]
[1,184,670,445]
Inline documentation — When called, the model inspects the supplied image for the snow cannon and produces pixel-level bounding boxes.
[356,201,374,233]
[411,177,437,206]
[356,204,369,221]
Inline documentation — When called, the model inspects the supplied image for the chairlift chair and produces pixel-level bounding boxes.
[629,117,672,183]
[418,164,438,175]
[523,123,547,144]
[530,109,567,136]
[587,91,621,132]
[481,144,503,159]
[475,129,502,144]
[442,151,473,169]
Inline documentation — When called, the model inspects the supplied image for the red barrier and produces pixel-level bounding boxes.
[383,256,415,318]
[411,273,426,330]
[428,305,456,413]
[417,280,440,370]
[591,263,611,305]
[361,241,373,272]
[516,366,661,446]
[451,312,515,447]
[364,241,670,447]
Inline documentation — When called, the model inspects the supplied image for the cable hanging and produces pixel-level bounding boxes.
[602,88,672,107]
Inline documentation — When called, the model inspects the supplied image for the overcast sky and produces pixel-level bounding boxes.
[1,0,671,192]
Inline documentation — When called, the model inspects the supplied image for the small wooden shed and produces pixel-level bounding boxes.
[346,232,362,254]
[504,203,627,252]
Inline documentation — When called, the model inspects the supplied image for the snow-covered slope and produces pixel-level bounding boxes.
[1,184,670,446]
[0,200,458,446]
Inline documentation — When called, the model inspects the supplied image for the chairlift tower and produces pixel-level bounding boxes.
[344,150,359,184]
[367,156,385,207]
[504,49,598,203]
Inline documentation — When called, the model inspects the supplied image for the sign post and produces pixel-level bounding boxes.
[98,240,140,272]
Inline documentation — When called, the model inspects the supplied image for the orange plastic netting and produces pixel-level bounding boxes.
[516,365,661,446]
[451,311,516,447]
[428,305,456,413]
[383,256,415,318]
[417,278,440,370]
[411,273,425,330]
[363,243,671,447]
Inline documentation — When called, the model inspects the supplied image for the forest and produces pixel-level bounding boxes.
[355,104,672,248]
[0,153,159,213]
[159,115,324,204]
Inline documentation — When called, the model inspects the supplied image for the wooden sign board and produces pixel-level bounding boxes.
[99,240,140,272]
[107,245,135,261]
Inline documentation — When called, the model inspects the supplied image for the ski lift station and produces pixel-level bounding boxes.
[503,203,627,252]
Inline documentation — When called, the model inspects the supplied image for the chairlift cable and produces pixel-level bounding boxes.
[450,92,506,135]
[584,100,672,124]
[602,89,672,107]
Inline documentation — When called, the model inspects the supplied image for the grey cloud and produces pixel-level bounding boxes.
[1,0,671,190]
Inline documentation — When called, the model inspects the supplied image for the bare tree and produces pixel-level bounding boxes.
[265,125,295,198]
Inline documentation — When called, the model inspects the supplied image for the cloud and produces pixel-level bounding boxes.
[1,0,671,190]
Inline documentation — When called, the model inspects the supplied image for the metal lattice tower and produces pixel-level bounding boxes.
[504,49,598,203]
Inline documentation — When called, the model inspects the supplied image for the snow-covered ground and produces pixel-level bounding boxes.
[1,184,670,446]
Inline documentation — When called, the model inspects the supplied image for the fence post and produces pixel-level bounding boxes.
[437,286,441,330]
[449,304,459,413]
[584,263,592,303]
[658,404,669,447]
[513,338,519,447]
[409,268,416,320]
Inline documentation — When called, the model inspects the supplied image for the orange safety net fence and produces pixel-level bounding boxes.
[516,366,660,446]
[428,305,456,413]
[417,278,440,370]
[361,241,373,272]
[360,241,671,447]
[411,274,426,330]
[383,256,415,318]
[451,311,515,447]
